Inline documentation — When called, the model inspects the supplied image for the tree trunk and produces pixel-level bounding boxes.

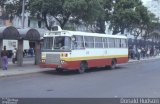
[120,27,125,34]
[17,40,23,66]
[112,28,120,35]
[56,13,70,29]
[97,18,105,33]
[34,41,41,65]
[43,13,51,30]
[0,39,3,68]
[60,18,68,29]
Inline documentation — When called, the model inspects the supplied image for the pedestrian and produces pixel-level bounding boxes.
[150,47,154,57]
[137,48,141,60]
[30,48,34,57]
[24,50,27,56]
[141,47,145,59]
[12,48,17,64]
[1,46,8,70]
[147,48,150,58]
[133,46,136,59]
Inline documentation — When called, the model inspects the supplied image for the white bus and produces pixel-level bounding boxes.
[40,30,128,73]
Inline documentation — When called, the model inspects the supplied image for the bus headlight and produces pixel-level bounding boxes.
[41,59,46,63]
[60,60,66,64]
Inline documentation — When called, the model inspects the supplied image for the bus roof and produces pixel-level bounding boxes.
[44,30,127,39]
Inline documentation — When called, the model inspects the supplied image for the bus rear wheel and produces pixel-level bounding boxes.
[78,61,88,74]
[110,59,116,69]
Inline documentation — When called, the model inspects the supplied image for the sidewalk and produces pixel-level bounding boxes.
[128,55,160,63]
[0,61,53,77]
[0,56,160,78]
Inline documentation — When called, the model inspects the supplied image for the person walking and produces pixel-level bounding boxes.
[1,46,8,70]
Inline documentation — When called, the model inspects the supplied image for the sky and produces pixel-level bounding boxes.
[141,0,152,5]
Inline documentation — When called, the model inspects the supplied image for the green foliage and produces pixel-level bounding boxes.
[0,0,7,7]
[29,0,104,30]
[94,0,112,33]
[145,18,160,39]
[1,0,28,20]
[1,0,158,37]
[109,0,150,35]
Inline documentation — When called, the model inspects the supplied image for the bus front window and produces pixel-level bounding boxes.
[54,36,71,50]
[43,37,53,50]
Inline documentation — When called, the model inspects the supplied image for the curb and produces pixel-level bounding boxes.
[0,68,54,78]
[128,57,160,64]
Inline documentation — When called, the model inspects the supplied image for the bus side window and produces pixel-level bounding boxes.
[108,38,115,48]
[119,39,121,48]
[73,42,77,49]
[84,36,94,48]
[72,35,84,50]
[115,38,121,48]
[95,37,103,48]
[71,36,77,49]
[121,39,127,48]
[121,39,124,48]
[103,38,108,48]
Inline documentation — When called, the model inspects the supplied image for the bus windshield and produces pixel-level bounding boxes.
[54,36,71,50]
[43,37,53,50]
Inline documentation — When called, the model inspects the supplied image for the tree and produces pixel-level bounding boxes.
[94,0,112,33]
[0,0,7,8]
[109,0,150,35]
[0,0,8,20]
[0,0,28,21]
[29,0,103,30]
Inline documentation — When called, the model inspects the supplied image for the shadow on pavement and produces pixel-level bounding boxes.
[43,66,127,76]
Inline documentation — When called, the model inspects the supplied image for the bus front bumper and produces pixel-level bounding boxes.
[39,62,68,69]
[39,62,78,70]
[39,63,58,68]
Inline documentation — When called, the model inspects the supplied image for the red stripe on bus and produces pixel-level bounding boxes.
[39,57,128,70]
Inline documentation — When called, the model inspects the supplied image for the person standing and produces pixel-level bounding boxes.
[147,48,150,58]
[12,48,17,64]
[137,48,141,60]
[1,46,8,70]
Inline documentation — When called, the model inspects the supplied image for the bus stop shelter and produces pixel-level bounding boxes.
[0,26,46,68]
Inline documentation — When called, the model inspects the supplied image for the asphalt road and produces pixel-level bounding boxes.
[0,59,160,97]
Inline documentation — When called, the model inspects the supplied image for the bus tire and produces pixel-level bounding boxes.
[56,68,63,73]
[78,61,88,74]
[109,59,116,69]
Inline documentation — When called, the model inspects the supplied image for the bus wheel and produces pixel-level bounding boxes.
[78,62,87,74]
[56,68,63,73]
[110,59,116,69]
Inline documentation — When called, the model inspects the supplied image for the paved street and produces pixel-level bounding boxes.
[0,58,160,98]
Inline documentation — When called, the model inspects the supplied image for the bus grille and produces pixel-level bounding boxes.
[46,54,60,64]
